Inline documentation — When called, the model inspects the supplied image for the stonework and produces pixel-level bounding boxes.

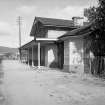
[64,37,84,73]
[21,17,92,74]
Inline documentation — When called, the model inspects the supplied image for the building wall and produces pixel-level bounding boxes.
[28,46,45,66]
[45,44,58,68]
[47,30,67,38]
[64,37,84,73]
[33,47,38,66]
[36,27,48,38]
[36,28,67,38]
[28,48,32,65]
[40,47,45,66]
[57,42,64,69]
[64,40,70,72]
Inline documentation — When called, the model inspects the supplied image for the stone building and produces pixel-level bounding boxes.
[21,17,92,74]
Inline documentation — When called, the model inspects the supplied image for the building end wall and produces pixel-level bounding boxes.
[64,37,84,73]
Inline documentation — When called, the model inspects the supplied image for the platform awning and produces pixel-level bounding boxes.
[35,38,58,42]
[20,38,58,50]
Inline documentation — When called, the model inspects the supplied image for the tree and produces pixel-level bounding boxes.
[84,7,97,22]
[84,0,105,75]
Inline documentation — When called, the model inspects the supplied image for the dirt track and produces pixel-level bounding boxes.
[0,60,105,105]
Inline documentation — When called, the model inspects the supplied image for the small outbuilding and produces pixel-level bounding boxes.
[59,24,92,73]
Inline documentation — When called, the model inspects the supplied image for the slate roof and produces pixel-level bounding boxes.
[35,17,74,27]
[59,24,92,39]
[30,17,76,36]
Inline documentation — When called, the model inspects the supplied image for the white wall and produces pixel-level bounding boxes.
[47,30,67,38]
[69,38,84,65]
[64,37,84,73]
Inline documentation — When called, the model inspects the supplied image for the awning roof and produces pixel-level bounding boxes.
[59,24,92,40]
[20,40,36,50]
[20,38,57,50]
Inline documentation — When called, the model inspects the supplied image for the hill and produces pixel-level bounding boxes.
[0,46,18,54]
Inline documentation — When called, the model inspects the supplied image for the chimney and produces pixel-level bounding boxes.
[72,17,84,26]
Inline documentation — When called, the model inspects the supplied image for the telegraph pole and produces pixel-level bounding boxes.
[17,16,22,61]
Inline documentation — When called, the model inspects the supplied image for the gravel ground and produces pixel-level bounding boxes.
[0,60,105,105]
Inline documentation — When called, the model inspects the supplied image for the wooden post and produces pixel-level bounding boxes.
[32,46,34,67]
[17,16,22,62]
[38,42,40,68]
[89,52,93,74]
[89,58,91,74]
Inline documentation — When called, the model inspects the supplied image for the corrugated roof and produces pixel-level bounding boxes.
[20,40,35,50]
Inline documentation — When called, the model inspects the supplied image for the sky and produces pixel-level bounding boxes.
[0,0,98,48]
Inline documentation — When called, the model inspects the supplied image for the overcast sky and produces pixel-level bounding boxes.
[0,0,98,48]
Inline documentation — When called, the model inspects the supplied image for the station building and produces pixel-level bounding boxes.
[21,17,92,73]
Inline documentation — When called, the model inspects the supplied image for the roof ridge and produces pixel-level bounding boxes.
[35,16,73,21]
